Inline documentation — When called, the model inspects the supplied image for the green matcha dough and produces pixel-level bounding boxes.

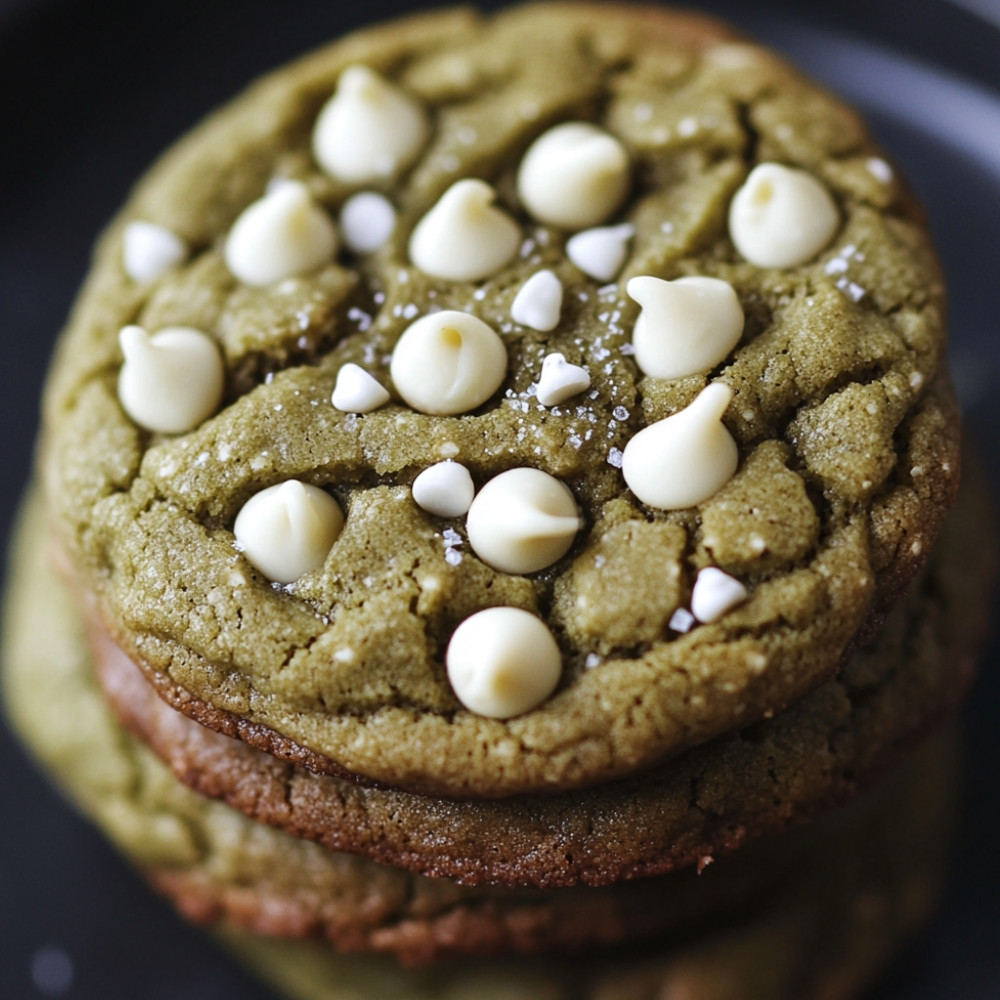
[42,3,959,796]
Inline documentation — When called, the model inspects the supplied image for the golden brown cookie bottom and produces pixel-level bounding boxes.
[224,729,956,1000]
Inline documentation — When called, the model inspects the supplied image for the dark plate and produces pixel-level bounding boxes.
[1,2,998,997]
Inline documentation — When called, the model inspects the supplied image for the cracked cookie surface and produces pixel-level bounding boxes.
[42,3,958,796]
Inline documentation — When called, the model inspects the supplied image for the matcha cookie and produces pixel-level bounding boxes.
[0,493,943,965]
[225,724,953,1000]
[86,464,992,888]
[0,492,956,978]
[41,3,959,798]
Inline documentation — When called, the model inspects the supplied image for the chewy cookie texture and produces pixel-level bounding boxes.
[5,1,991,996]
[43,1,958,800]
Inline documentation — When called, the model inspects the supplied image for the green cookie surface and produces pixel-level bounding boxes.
[42,3,958,796]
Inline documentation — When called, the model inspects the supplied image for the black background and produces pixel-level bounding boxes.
[1,1,999,997]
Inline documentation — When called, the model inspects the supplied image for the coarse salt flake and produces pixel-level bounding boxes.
[669,607,696,633]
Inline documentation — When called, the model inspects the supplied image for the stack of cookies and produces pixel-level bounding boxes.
[4,5,994,998]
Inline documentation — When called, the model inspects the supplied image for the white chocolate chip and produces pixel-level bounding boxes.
[446,607,562,718]
[409,179,520,282]
[466,467,581,574]
[234,481,344,584]
[312,65,428,184]
[117,325,224,434]
[511,270,563,332]
[669,607,696,633]
[627,275,744,379]
[516,122,630,229]
[412,461,475,518]
[339,192,396,254]
[678,116,699,138]
[866,157,893,183]
[224,180,337,286]
[691,567,749,623]
[331,363,390,413]
[536,353,591,407]
[122,221,186,283]
[704,43,769,71]
[621,382,738,509]
[390,310,507,414]
[566,223,634,282]
[728,163,839,268]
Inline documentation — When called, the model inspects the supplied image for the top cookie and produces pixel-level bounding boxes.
[43,3,958,797]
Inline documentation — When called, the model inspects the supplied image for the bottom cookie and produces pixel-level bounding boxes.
[224,730,954,1000]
